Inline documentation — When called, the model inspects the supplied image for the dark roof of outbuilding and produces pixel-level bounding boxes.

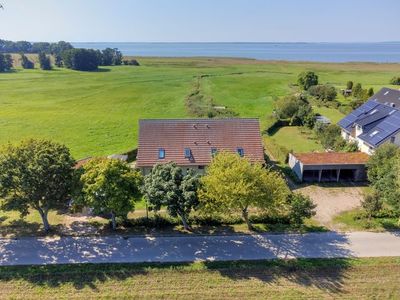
[136,118,265,167]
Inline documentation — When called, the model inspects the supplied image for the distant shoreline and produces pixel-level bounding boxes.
[71,42,400,63]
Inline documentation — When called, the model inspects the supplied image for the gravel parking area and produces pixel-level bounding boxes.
[295,184,365,228]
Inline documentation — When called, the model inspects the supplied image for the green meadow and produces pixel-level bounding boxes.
[1,57,399,159]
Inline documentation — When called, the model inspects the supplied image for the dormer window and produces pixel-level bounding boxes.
[237,148,244,157]
[184,148,191,158]
[158,148,165,159]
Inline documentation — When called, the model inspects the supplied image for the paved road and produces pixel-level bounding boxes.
[1,231,400,266]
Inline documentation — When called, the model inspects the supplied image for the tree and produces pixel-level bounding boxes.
[297,71,318,90]
[142,163,200,230]
[0,53,13,72]
[308,84,337,101]
[38,52,51,70]
[367,144,400,212]
[62,48,101,71]
[287,193,316,225]
[20,53,34,69]
[0,139,75,232]
[199,152,289,230]
[54,53,63,67]
[274,94,315,127]
[346,81,353,90]
[315,124,342,150]
[100,48,122,66]
[367,87,374,97]
[78,158,142,230]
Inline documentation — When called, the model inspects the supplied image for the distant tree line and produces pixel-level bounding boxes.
[0,38,138,72]
[0,39,73,54]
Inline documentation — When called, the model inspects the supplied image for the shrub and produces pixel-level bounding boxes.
[361,191,382,220]
[287,193,316,225]
[123,59,140,66]
[390,77,400,85]
[308,84,337,101]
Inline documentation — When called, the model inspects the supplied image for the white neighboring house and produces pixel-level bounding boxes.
[338,88,400,155]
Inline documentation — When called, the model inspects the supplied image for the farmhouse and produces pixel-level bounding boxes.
[136,118,265,174]
[338,88,400,155]
[289,152,369,183]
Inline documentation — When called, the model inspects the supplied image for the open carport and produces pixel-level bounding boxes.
[289,152,369,183]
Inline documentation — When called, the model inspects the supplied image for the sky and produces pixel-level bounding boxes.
[0,0,399,42]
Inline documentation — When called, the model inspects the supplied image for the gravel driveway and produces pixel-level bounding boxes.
[295,184,364,227]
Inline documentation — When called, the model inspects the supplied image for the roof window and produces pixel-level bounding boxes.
[211,148,218,157]
[184,148,192,158]
[158,148,165,159]
[237,148,244,157]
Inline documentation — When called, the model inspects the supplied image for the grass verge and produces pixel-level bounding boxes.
[333,208,400,231]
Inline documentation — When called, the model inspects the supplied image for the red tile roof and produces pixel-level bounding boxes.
[293,152,370,166]
[136,119,264,167]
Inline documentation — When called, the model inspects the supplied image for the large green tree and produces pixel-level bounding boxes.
[297,71,318,90]
[142,163,200,230]
[78,158,142,230]
[0,139,75,232]
[367,144,400,212]
[199,152,289,230]
[62,48,101,71]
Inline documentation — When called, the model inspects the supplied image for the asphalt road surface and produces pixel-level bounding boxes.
[1,231,400,266]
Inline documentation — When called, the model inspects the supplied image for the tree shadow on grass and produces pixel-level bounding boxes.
[203,258,351,293]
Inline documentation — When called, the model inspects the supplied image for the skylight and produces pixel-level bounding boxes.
[184,148,191,158]
[158,148,165,159]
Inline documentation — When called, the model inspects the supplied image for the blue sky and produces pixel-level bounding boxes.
[0,0,399,42]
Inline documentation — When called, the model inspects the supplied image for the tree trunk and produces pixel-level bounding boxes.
[38,208,50,233]
[111,212,117,231]
[179,212,190,231]
[242,208,253,231]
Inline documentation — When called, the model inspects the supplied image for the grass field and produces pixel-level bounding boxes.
[0,257,399,299]
[268,126,323,153]
[1,57,399,158]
